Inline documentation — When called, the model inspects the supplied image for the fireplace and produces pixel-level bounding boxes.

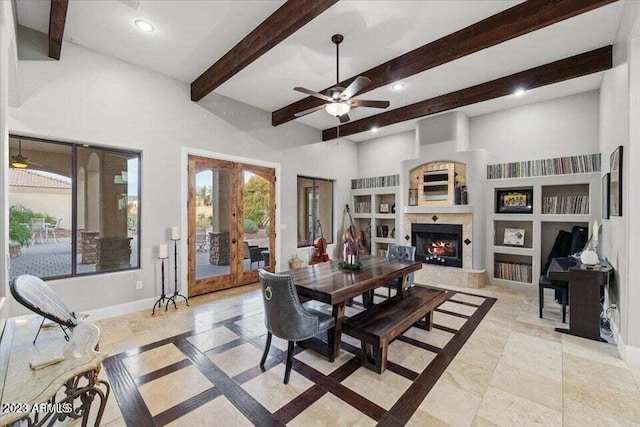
[412,223,463,268]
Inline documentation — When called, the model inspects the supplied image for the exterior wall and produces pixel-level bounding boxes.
[9,187,72,229]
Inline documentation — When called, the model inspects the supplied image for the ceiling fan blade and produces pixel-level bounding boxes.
[294,104,327,117]
[340,76,371,100]
[349,99,390,109]
[339,114,351,123]
[294,87,334,102]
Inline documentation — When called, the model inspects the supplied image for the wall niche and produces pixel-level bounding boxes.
[409,161,466,206]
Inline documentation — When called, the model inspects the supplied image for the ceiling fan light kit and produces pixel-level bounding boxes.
[292,34,390,123]
[11,140,30,169]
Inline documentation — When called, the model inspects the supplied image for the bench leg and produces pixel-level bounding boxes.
[360,342,387,374]
[414,311,434,331]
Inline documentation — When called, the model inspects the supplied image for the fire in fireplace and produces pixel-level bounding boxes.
[412,223,463,268]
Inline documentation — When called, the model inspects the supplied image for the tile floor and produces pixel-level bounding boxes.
[91,281,640,426]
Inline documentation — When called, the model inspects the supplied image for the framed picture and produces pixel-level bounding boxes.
[610,146,623,216]
[496,189,533,213]
[503,228,525,246]
[602,173,610,219]
[379,203,390,213]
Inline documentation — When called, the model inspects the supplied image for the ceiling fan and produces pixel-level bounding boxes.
[11,139,42,169]
[294,34,390,123]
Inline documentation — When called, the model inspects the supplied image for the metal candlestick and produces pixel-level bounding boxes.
[165,238,189,311]
[152,257,169,315]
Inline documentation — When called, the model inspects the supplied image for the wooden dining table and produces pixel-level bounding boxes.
[284,255,422,360]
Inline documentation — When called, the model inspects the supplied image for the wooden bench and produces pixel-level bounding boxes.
[342,286,448,373]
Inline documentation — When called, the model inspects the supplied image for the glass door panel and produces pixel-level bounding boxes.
[238,165,275,285]
[188,156,236,296]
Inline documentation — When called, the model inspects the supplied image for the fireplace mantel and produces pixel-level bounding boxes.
[404,205,473,214]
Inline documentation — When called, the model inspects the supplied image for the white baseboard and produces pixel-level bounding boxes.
[611,319,640,365]
[84,297,159,322]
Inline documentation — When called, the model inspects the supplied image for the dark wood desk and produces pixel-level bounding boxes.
[284,255,422,358]
[547,257,613,342]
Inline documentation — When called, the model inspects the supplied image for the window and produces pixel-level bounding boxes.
[297,176,333,247]
[8,136,141,281]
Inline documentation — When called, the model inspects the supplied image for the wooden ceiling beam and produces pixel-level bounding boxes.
[191,0,337,102]
[322,46,612,141]
[272,0,618,126]
[48,0,69,60]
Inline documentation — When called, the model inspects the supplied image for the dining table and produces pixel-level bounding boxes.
[284,255,422,360]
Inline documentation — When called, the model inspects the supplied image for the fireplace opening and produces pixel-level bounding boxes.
[412,223,463,268]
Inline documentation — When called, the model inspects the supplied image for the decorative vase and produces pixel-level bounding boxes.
[454,186,461,205]
[460,187,468,205]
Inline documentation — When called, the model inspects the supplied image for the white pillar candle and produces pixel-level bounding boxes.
[171,226,180,240]
[159,244,168,259]
[593,220,600,242]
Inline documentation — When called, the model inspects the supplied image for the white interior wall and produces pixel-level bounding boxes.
[7,39,357,315]
[470,91,601,163]
[0,0,18,331]
[357,131,416,178]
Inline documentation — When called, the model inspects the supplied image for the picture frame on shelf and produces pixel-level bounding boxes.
[496,189,533,213]
[610,146,623,216]
[602,173,610,219]
[379,203,390,213]
[503,228,525,246]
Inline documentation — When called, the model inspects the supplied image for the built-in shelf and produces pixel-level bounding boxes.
[491,246,533,256]
[404,205,473,214]
[351,186,400,256]
[375,237,397,244]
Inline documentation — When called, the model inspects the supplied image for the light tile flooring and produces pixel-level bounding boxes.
[91,282,640,426]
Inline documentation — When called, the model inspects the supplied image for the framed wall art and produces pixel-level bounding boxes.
[602,173,610,219]
[610,146,623,216]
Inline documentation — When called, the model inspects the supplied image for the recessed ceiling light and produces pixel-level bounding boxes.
[134,19,155,33]
[391,82,405,91]
[371,127,378,133]
[513,87,527,97]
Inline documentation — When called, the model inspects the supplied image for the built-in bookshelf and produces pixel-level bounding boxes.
[486,172,600,286]
[486,153,600,180]
[350,186,400,256]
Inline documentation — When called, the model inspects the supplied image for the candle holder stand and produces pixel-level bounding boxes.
[152,257,169,315]
[165,238,189,311]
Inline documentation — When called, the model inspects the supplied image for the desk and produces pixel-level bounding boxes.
[285,255,422,358]
[547,257,613,342]
[0,317,110,426]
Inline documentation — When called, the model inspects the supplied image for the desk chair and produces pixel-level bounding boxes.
[258,269,335,384]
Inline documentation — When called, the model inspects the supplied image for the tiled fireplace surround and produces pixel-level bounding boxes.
[403,212,487,289]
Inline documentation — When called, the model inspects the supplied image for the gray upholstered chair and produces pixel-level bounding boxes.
[258,269,335,384]
[383,245,417,298]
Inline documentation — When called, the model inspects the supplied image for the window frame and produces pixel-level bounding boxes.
[296,175,334,248]
[8,134,142,280]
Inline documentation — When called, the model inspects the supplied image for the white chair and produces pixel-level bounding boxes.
[30,218,46,244]
[45,218,63,243]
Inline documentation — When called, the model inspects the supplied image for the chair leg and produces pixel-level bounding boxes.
[388,286,391,299]
[562,289,567,324]
[260,332,272,371]
[284,341,295,384]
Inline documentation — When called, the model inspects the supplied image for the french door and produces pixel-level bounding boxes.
[187,155,275,296]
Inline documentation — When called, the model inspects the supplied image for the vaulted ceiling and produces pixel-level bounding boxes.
[15,0,628,142]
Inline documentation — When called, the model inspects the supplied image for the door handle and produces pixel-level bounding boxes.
[231,238,237,244]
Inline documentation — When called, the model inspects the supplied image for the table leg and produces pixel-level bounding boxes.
[330,302,346,362]
[396,275,406,297]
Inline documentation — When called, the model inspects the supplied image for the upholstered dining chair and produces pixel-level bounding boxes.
[258,269,335,384]
[383,245,417,298]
